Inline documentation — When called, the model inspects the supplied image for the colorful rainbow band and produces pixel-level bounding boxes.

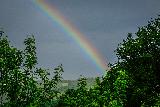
[33,0,108,74]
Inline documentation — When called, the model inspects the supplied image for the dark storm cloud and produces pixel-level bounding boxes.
[0,0,160,79]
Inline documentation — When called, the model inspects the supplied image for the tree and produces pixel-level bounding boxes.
[0,34,24,106]
[58,76,88,106]
[115,16,160,106]
[0,32,63,107]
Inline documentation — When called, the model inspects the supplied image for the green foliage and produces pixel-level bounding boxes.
[58,69,129,107]
[0,33,63,107]
[115,16,160,106]
[58,76,88,106]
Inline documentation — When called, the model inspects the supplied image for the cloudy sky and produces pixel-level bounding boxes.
[0,0,160,80]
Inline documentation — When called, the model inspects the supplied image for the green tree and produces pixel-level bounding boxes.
[58,76,89,106]
[0,32,63,107]
[115,16,160,106]
[0,34,24,106]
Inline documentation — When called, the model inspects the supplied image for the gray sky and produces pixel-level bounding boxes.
[0,0,160,80]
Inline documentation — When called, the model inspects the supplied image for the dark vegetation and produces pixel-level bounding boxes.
[0,16,160,106]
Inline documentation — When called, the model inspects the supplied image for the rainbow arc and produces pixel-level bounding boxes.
[33,0,108,73]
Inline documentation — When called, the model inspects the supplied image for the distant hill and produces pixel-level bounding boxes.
[56,77,97,92]
[36,77,97,92]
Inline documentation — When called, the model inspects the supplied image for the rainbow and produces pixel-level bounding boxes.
[33,0,108,73]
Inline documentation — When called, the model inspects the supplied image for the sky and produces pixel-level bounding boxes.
[0,0,160,80]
